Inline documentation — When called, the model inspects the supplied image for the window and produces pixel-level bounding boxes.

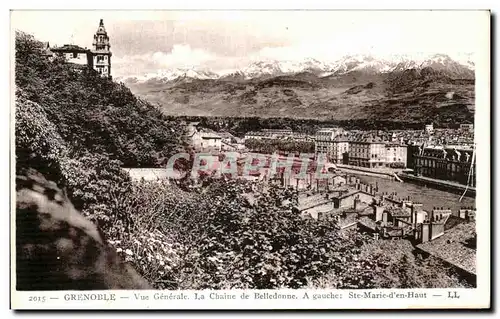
[73,52,78,58]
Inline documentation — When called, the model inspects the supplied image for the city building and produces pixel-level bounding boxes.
[331,137,350,164]
[348,137,386,168]
[425,123,434,134]
[413,145,476,186]
[385,143,408,167]
[261,129,294,136]
[193,131,222,152]
[46,19,112,78]
[41,42,55,60]
[315,127,346,162]
[244,129,312,142]
[188,122,222,152]
[244,131,267,140]
[460,123,474,133]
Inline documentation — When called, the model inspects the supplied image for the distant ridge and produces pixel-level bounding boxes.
[117,53,474,84]
[121,53,475,126]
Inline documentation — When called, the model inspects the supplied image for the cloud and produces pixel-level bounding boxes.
[112,44,221,77]
[151,44,216,68]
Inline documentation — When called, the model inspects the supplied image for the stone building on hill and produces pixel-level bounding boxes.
[46,19,112,78]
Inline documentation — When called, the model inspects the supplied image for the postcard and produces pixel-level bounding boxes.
[10,9,491,310]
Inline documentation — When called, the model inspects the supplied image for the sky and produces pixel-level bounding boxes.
[11,10,489,78]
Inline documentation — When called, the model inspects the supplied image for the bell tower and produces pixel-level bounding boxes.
[92,19,112,77]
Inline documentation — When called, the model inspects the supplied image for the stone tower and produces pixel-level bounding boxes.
[92,19,112,77]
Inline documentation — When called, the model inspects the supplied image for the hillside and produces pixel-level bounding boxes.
[124,57,474,126]
[15,31,188,225]
[15,32,187,169]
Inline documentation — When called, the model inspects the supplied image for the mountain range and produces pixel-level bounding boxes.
[120,53,475,125]
[119,53,474,83]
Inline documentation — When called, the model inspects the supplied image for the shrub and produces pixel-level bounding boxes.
[112,178,375,290]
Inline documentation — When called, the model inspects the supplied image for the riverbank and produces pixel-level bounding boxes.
[397,172,475,198]
[336,164,401,180]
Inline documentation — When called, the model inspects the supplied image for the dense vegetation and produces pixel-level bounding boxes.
[16,31,187,169]
[15,31,186,228]
[111,178,471,289]
[245,138,315,154]
[110,179,374,289]
[15,31,472,290]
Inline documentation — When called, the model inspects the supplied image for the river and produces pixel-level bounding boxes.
[354,174,476,213]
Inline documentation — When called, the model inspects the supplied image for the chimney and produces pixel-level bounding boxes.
[421,221,431,243]
[411,202,423,227]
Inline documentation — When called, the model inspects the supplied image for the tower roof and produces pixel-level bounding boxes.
[96,19,107,35]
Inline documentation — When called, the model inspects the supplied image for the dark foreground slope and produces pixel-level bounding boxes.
[16,170,151,290]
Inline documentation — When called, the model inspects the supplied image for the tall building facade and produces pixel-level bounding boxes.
[314,127,345,162]
[348,138,386,168]
[91,19,112,77]
[413,146,476,186]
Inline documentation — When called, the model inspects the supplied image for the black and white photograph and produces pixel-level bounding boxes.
[10,9,490,310]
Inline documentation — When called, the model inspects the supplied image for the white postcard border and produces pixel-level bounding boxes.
[8,7,491,311]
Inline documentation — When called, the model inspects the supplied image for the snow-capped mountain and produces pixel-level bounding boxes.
[328,54,395,75]
[118,68,220,84]
[120,53,475,84]
[231,58,333,79]
[389,53,475,78]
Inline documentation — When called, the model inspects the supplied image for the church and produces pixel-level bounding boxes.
[46,19,112,77]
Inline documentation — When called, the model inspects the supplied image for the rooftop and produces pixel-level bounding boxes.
[416,222,476,275]
[385,206,411,217]
[198,130,222,139]
[51,44,89,53]
[358,216,377,231]
[337,213,358,229]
